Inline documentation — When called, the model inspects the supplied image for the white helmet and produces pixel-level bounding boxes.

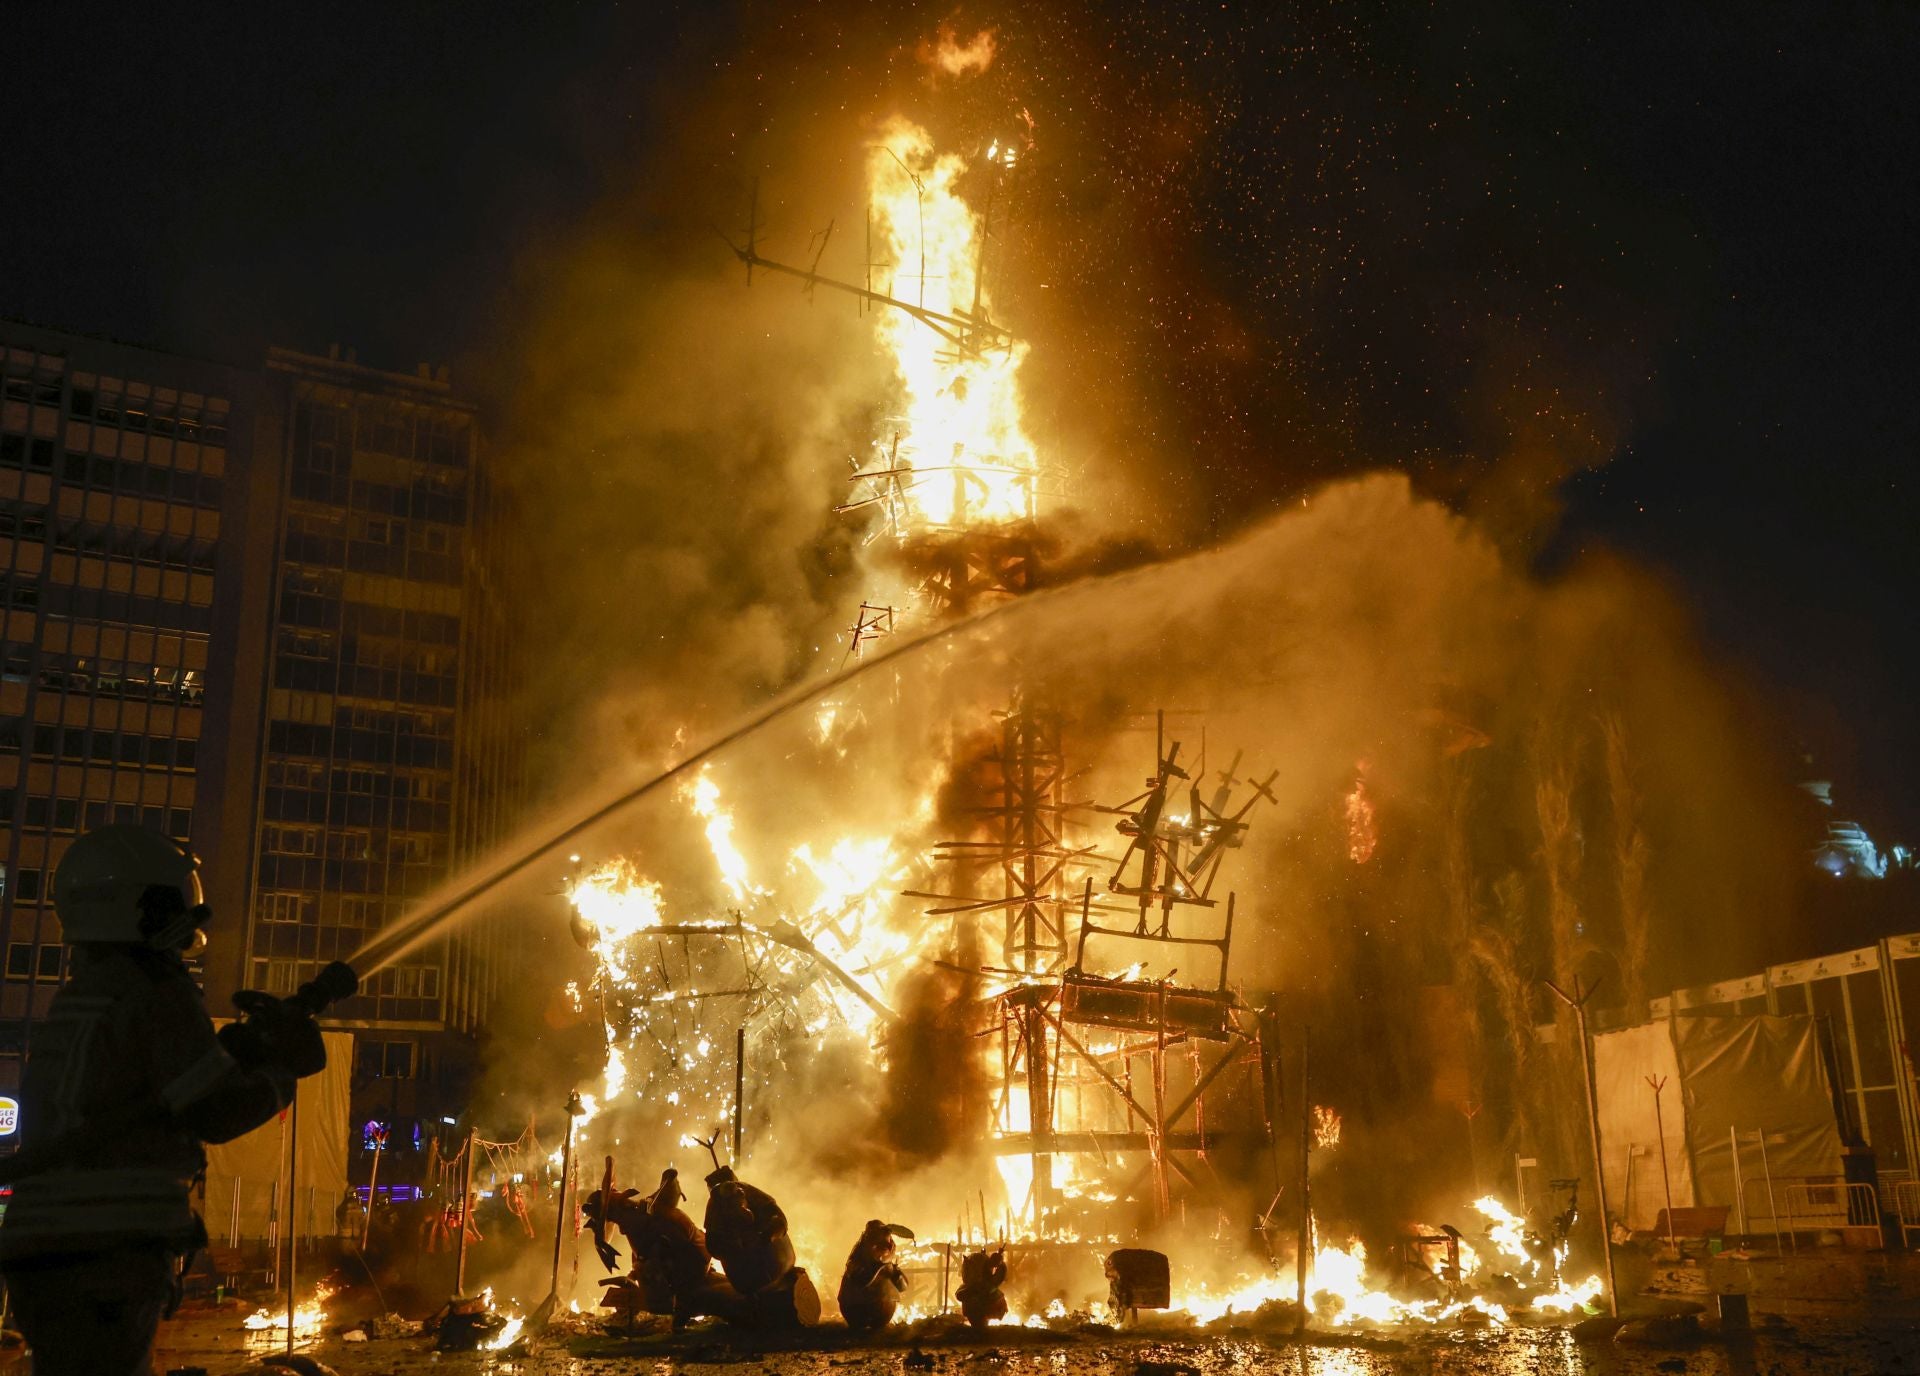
[54,825,208,949]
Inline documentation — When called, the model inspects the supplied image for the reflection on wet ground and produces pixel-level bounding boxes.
[134,1316,1910,1376]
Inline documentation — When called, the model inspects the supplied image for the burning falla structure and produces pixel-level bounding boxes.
[546,108,1605,1327]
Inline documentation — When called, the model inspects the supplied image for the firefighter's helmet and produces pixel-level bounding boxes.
[54,825,208,949]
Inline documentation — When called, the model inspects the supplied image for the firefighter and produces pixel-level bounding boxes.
[703,1165,820,1326]
[837,1219,913,1330]
[0,827,331,1376]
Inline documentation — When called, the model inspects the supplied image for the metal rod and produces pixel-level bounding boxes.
[1729,1125,1746,1237]
[733,1028,746,1161]
[1544,976,1620,1317]
[1296,1027,1310,1330]
[455,1126,476,1296]
[287,1087,298,1355]
[1756,1128,1786,1255]
[1647,1076,1677,1254]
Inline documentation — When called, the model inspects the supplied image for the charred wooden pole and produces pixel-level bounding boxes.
[454,1126,477,1296]
[733,1028,746,1161]
[1295,1027,1310,1331]
[286,1087,299,1355]
[549,1092,583,1300]
[1545,976,1620,1318]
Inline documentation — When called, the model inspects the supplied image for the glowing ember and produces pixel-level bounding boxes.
[1345,772,1377,863]
[1312,1104,1342,1150]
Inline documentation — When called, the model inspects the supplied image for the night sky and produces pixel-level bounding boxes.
[7,2,1915,837]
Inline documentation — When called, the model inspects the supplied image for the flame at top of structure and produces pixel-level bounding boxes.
[861,118,1038,532]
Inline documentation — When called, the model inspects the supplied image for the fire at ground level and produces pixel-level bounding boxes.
[68,1247,1920,1376]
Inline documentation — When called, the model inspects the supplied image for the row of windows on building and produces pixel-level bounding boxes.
[260,823,446,861]
[278,627,455,676]
[272,654,458,707]
[0,719,199,772]
[278,585,464,646]
[264,758,452,796]
[0,506,220,576]
[15,797,193,838]
[296,400,468,472]
[0,437,225,510]
[262,792,453,837]
[5,651,205,705]
[288,511,460,558]
[52,379,231,445]
[264,722,454,771]
[19,586,214,634]
[249,957,441,1003]
[254,853,447,897]
[256,891,392,928]
[288,472,468,528]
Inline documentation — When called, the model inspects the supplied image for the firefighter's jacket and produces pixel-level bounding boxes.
[0,945,295,1263]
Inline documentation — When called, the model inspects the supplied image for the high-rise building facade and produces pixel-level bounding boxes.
[0,323,245,1089]
[1,323,524,1168]
[196,346,523,1163]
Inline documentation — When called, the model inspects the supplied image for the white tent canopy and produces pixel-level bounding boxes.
[1593,1014,1843,1230]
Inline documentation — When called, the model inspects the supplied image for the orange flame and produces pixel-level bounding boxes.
[917,25,996,77]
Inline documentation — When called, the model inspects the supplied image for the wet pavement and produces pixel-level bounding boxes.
[0,1246,1907,1375]
[123,1302,1920,1376]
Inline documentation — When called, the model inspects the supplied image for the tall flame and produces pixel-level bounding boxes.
[868,118,1038,530]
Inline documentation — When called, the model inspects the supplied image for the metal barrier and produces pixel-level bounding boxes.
[1740,1176,1880,1242]
[1891,1180,1920,1248]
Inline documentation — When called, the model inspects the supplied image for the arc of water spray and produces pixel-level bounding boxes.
[348,587,1050,978]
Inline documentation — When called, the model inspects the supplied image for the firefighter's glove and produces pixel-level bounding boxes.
[229,990,329,1078]
[273,1007,327,1078]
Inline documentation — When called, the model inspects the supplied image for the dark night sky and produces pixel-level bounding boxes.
[6,2,1916,837]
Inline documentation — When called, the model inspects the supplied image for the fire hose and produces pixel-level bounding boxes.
[0,960,361,1184]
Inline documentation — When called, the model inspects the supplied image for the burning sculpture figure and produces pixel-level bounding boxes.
[955,1245,1010,1329]
[703,1163,821,1326]
[837,1219,915,1329]
[0,827,343,1376]
[584,1164,726,1329]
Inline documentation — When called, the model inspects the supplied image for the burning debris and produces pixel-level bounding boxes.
[430,1289,526,1353]
[242,1282,335,1342]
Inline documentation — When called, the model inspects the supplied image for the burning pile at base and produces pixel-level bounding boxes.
[241,1281,335,1340]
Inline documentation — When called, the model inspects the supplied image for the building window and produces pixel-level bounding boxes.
[5,945,64,981]
[257,892,312,925]
[249,958,302,994]
[356,1040,418,1080]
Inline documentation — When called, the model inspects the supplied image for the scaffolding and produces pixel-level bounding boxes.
[730,142,1278,1240]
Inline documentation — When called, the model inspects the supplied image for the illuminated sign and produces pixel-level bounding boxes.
[0,1098,18,1136]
